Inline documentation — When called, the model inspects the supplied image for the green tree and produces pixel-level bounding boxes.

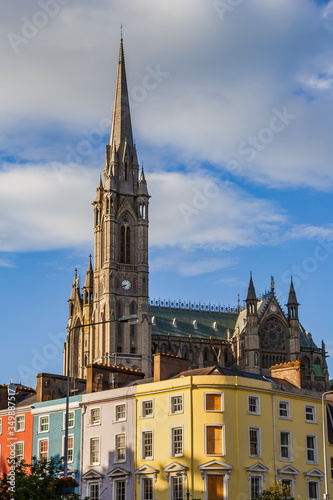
[257,481,295,500]
[0,458,81,500]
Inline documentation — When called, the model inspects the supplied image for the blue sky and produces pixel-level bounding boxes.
[1,0,333,386]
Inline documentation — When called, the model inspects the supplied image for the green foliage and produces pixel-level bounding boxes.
[0,458,81,500]
[257,481,295,500]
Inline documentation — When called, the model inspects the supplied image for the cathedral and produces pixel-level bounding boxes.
[64,37,329,392]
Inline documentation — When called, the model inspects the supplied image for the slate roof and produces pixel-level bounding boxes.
[150,305,238,340]
[150,301,321,350]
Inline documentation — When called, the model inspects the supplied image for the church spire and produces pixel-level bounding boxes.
[246,272,258,316]
[246,272,257,301]
[287,276,299,320]
[109,35,133,150]
[83,255,93,305]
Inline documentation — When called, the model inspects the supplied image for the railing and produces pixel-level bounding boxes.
[149,298,244,313]
[149,291,271,314]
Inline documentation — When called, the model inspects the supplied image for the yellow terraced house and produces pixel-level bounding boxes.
[134,354,333,500]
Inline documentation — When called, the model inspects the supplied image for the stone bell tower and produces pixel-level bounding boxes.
[64,36,151,378]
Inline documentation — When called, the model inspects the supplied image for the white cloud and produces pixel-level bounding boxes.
[1,0,333,191]
[148,171,286,251]
[283,224,333,241]
[0,259,15,268]
[0,165,331,257]
[0,164,95,252]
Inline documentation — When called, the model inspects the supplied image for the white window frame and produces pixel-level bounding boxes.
[248,395,260,415]
[141,430,153,460]
[170,473,184,500]
[0,418,2,435]
[308,480,320,500]
[278,400,290,419]
[249,475,263,500]
[204,392,224,412]
[88,482,100,500]
[306,434,318,464]
[89,407,101,426]
[90,436,100,466]
[249,426,261,458]
[140,476,154,500]
[39,414,49,433]
[305,404,316,423]
[141,399,154,418]
[280,431,292,461]
[170,394,183,415]
[170,425,183,458]
[15,414,25,432]
[115,433,126,463]
[113,478,127,500]
[63,410,75,429]
[38,438,49,460]
[115,403,126,422]
[15,441,24,462]
[204,424,226,456]
[62,433,74,464]
[281,478,294,497]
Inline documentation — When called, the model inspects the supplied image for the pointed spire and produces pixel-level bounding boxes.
[287,276,298,305]
[246,272,257,301]
[109,35,133,150]
[140,164,146,183]
[84,255,94,289]
[287,276,299,321]
[95,174,103,202]
[138,164,149,196]
[69,268,77,301]
[132,143,139,167]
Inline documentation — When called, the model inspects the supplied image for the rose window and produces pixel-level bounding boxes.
[260,318,286,351]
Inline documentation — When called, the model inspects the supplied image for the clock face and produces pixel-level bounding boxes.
[121,279,131,291]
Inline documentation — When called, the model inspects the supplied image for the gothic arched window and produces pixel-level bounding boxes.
[120,225,131,264]
[130,301,137,354]
[203,347,209,365]
[116,302,123,353]
[139,203,147,220]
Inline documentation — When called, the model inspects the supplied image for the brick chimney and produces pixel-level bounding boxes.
[153,353,188,382]
[86,364,145,393]
[270,360,305,388]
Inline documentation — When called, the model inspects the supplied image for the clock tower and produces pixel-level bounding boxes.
[64,36,151,379]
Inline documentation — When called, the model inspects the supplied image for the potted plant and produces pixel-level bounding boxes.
[53,476,79,494]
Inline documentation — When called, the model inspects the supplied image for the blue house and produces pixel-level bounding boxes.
[31,395,82,488]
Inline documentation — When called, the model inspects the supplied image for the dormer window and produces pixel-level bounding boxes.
[213,321,218,331]
[151,316,156,326]
[172,318,177,328]
[193,320,198,330]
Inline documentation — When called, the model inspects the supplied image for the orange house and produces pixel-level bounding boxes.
[0,385,36,476]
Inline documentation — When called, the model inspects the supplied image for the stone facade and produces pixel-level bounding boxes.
[64,37,151,379]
